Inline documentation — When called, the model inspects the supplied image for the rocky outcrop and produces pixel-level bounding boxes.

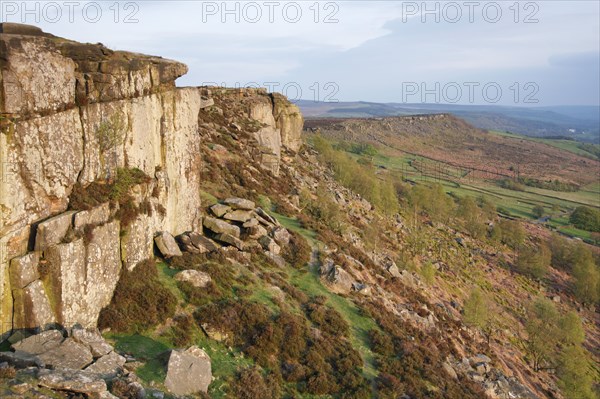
[0,24,303,337]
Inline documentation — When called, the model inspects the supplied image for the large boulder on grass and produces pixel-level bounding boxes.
[164,346,212,395]
[174,270,212,288]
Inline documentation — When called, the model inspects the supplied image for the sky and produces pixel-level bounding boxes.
[2,0,599,106]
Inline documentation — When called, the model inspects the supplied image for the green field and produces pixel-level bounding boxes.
[343,143,599,243]
[490,131,600,160]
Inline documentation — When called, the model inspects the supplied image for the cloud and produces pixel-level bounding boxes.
[4,0,598,105]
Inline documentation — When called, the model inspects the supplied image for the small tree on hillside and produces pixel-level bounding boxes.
[532,204,545,219]
[557,345,597,399]
[515,243,551,279]
[463,287,496,345]
[525,297,560,371]
[492,219,525,249]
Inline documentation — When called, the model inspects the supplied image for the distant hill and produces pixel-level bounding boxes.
[297,101,600,143]
[305,114,600,187]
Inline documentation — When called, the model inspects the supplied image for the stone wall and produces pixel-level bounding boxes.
[0,23,303,338]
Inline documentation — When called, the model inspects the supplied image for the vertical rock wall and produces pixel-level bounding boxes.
[0,24,303,338]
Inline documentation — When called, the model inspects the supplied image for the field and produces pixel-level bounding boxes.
[491,131,600,160]
[309,115,600,243]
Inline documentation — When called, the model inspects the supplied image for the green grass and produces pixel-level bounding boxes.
[199,189,219,206]
[270,210,318,245]
[257,194,318,244]
[108,334,171,383]
[198,335,254,399]
[157,262,184,302]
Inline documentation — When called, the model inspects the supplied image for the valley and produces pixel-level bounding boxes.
[305,115,600,243]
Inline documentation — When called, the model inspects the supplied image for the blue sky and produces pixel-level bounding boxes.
[3,1,599,105]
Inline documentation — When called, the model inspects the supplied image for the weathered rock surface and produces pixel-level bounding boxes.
[272,93,303,152]
[188,232,220,253]
[71,327,113,358]
[204,217,241,238]
[215,233,245,250]
[174,270,212,288]
[34,212,77,251]
[259,236,281,255]
[37,369,107,394]
[73,203,111,230]
[12,330,63,355]
[37,338,94,370]
[210,204,231,217]
[164,346,212,395]
[84,351,126,378]
[223,197,255,210]
[9,253,40,289]
[120,214,154,271]
[20,280,55,329]
[0,24,303,341]
[223,210,254,222]
[155,231,183,258]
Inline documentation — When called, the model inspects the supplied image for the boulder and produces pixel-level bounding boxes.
[381,256,401,278]
[324,266,355,294]
[246,224,268,240]
[188,232,220,253]
[319,258,335,277]
[266,252,286,268]
[12,330,63,355]
[71,327,113,358]
[210,204,231,218]
[174,270,212,288]
[271,227,291,246]
[223,198,255,210]
[255,208,278,225]
[352,282,371,295]
[259,236,281,255]
[474,362,490,375]
[37,338,94,370]
[203,217,240,238]
[214,233,245,251]
[242,218,260,228]
[164,346,212,395]
[37,369,107,394]
[34,211,77,251]
[84,351,126,378]
[223,210,254,223]
[9,252,40,289]
[442,361,458,380]
[154,231,182,258]
[470,354,492,365]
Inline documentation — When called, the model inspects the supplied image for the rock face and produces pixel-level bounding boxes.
[0,24,302,336]
[164,346,212,395]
